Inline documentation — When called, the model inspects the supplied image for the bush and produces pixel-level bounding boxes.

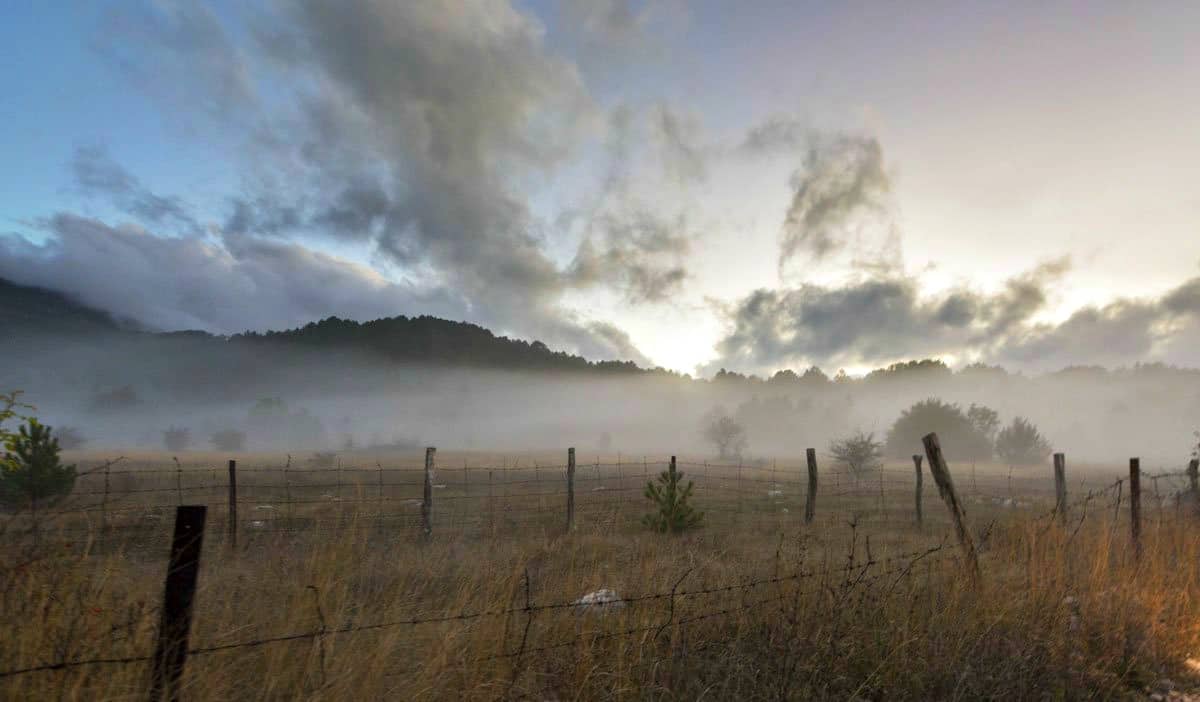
[1,419,77,510]
[995,418,1052,465]
[643,460,703,533]
[1,391,33,471]
[210,428,246,452]
[829,431,884,479]
[163,426,191,452]
[886,398,994,461]
[702,407,748,460]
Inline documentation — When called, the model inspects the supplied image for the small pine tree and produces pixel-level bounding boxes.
[643,460,703,533]
[1,419,77,510]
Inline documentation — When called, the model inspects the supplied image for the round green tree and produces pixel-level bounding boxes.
[1,419,78,510]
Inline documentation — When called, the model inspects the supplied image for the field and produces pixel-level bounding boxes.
[2,447,1200,700]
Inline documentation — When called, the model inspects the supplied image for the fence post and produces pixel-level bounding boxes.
[1129,458,1142,561]
[150,505,207,702]
[912,455,923,527]
[566,447,576,532]
[1053,453,1067,527]
[422,447,436,540]
[804,448,817,524]
[1188,459,1199,511]
[227,459,237,551]
[921,432,980,585]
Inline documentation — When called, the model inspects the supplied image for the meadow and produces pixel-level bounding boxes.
[2,448,1199,700]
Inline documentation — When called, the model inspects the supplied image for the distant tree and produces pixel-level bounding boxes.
[642,461,703,533]
[829,431,884,479]
[341,434,356,452]
[54,426,87,450]
[597,431,613,452]
[210,428,246,452]
[309,452,337,469]
[1190,429,1198,462]
[163,426,191,452]
[1,419,77,510]
[702,407,748,460]
[886,398,993,461]
[995,417,1052,465]
[967,404,1001,444]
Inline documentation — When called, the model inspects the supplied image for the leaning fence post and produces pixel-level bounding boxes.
[804,448,818,524]
[227,459,237,551]
[566,447,576,532]
[150,505,207,702]
[1129,458,1142,561]
[1053,453,1067,527]
[922,432,981,584]
[421,447,436,540]
[912,455,924,527]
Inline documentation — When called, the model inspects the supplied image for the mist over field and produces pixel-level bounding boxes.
[5,323,1197,466]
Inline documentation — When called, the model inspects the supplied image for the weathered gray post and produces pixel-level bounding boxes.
[227,459,238,550]
[922,432,980,584]
[1129,458,1142,561]
[912,455,924,526]
[150,505,207,702]
[804,448,818,524]
[1053,453,1067,527]
[1188,459,1199,511]
[422,447,436,540]
[566,447,576,531]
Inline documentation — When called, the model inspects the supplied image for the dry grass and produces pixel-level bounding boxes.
[1,452,1199,700]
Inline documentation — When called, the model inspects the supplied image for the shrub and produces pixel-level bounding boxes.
[886,398,993,461]
[995,418,1051,465]
[210,428,247,452]
[702,407,748,460]
[829,431,884,479]
[643,460,703,533]
[1,419,77,510]
[1,391,33,471]
[163,426,191,452]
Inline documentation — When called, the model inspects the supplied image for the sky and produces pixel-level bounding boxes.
[2,1,1199,376]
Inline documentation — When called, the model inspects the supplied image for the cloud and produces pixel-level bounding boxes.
[706,259,1079,372]
[653,106,707,184]
[567,208,691,303]
[779,135,891,266]
[72,146,200,234]
[0,214,464,334]
[63,0,671,363]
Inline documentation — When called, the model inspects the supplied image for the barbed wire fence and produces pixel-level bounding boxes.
[0,436,1196,694]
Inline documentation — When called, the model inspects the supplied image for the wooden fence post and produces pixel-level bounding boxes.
[227,460,237,551]
[1129,458,1142,561]
[566,447,576,532]
[804,448,818,524]
[422,447,436,540]
[150,505,207,702]
[921,432,981,584]
[912,455,923,527]
[1053,453,1067,527]
[1188,459,1199,511]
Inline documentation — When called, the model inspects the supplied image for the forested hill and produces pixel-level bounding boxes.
[0,277,653,375]
[230,316,651,374]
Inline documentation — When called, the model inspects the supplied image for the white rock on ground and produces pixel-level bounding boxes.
[573,589,624,612]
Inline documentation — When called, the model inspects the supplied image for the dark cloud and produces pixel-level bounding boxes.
[568,208,691,303]
[72,146,200,234]
[707,260,1071,372]
[780,135,890,266]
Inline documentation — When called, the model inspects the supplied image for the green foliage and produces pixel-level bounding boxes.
[995,417,1052,465]
[643,461,703,533]
[1,391,34,472]
[829,430,884,479]
[1,419,77,509]
[886,398,994,461]
[702,407,747,460]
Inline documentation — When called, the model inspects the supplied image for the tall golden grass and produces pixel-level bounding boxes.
[1,453,1198,700]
